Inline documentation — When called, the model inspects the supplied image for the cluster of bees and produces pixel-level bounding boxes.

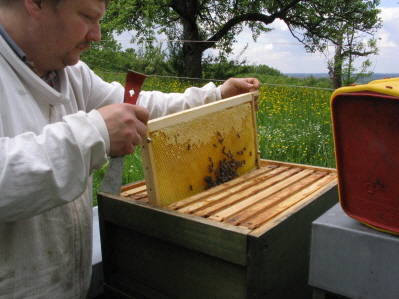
[203,131,248,190]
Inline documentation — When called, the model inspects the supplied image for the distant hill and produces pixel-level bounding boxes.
[285,73,399,84]
[285,73,330,79]
[354,73,399,84]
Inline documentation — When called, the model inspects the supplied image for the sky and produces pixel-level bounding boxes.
[230,0,399,74]
[115,1,399,74]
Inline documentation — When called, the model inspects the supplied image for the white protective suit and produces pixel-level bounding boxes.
[0,32,222,298]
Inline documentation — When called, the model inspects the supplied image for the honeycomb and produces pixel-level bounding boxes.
[141,93,259,206]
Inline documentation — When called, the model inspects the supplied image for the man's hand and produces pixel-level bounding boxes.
[98,103,150,156]
[220,77,261,109]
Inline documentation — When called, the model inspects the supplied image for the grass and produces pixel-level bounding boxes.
[257,84,335,168]
[92,76,335,205]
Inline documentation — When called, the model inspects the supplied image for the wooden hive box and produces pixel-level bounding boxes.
[97,159,338,299]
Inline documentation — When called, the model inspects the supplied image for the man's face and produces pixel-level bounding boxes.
[30,0,105,75]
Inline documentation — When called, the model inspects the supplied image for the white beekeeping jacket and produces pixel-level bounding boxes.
[0,33,221,298]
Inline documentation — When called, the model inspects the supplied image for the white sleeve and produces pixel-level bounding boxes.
[136,82,223,119]
[0,111,107,222]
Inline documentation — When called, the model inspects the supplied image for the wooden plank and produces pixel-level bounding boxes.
[193,167,303,218]
[167,164,279,211]
[125,194,148,202]
[222,170,321,225]
[120,180,145,192]
[240,173,337,229]
[120,183,146,197]
[102,222,248,299]
[260,159,337,173]
[206,168,312,221]
[177,165,290,214]
[147,93,254,131]
[140,134,159,204]
[98,193,251,266]
[251,178,338,236]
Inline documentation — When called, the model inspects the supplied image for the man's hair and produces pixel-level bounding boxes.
[0,0,110,9]
[0,0,18,8]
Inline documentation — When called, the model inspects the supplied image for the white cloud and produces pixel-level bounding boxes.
[376,7,399,47]
[368,6,399,72]
[229,22,329,73]
[377,31,397,48]
[378,6,399,22]
[271,19,289,32]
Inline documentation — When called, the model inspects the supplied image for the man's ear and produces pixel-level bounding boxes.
[25,0,42,18]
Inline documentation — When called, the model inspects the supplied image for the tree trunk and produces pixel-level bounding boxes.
[328,45,343,89]
[183,41,203,78]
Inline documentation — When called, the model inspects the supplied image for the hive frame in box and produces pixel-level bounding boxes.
[97,159,338,298]
[331,77,399,235]
[140,92,260,206]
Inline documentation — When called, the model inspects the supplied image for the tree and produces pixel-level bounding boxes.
[326,30,378,89]
[102,0,381,79]
[290,1,381,88]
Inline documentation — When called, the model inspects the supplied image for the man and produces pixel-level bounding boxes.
[0,0,260,298]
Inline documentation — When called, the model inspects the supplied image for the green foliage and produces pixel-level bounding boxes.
[80,32,125,72]
[202,57,286,81]
[123,44,175,76]
[340,38,378,87]
[202,55,251,80]
[82,41,174,76]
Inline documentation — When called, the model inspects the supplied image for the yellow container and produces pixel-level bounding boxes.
[331,77,399,234]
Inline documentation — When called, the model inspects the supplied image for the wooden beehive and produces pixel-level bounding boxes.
[98,159,338,299]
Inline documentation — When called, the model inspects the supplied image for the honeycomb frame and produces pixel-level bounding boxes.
[141,92,260,206]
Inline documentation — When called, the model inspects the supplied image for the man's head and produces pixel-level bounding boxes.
[0,0,109,76]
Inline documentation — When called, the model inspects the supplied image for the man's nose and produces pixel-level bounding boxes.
[87,23,101,42]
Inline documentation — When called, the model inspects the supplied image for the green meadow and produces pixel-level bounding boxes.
[92,76,336,204]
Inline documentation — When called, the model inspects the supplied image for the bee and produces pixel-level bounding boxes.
[187,144,191,150]
[189,185,193,191]
[237,133,241,138]
[209,165,214,173]
[213,144,218,147]
[217,131,222,137]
